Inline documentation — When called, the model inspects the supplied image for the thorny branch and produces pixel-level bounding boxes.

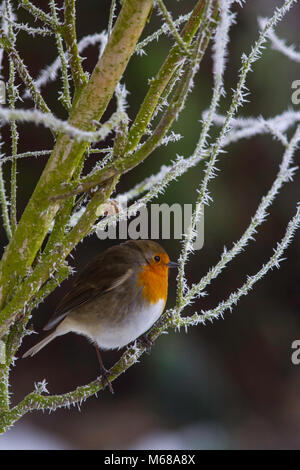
[0,0,299,433]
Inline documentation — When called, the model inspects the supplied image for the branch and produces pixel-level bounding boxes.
[0,107,126,142]
[155,0,192,56]
[5,264,72,365]
[135,12,191,55]
[49,17,214,204]
[0,175,119,337]
[0,33,51,114]
[62,0,87,90]
[184,125,300,308]
[0,302,174,432]
[125,0,209,154]
[107,0,117,38]
[0,0,154,329]
[5,196,300,430]
[6,0,18,236]
[50,0,72,110]
[0,148,111,165]
[176,0,298,306]
[23,31,108,98]
[259,16,300,63]
[179,202,300,328]
[121,3,217,173]
[0,339,143,432]
[0,166,12,240]
[19,0,62,32]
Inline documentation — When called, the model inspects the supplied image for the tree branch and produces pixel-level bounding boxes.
[62,0,88,91]
[125,0,209,154]
[0,0,154,321]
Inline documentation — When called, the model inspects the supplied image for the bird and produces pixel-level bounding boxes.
[23,240,178,393]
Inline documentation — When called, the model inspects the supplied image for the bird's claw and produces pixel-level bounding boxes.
[100,368,114,394]
[139,334,153,354]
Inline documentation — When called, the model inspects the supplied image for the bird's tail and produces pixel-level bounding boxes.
[22,330,58,358]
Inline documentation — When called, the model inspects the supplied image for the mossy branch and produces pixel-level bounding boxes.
[19,0,62,32]
[0,0,299,434]
[0,33,51,114]
[61,0,88,91]
[2,196,299,431]
[0,0,154,320]
[125,0,209,154]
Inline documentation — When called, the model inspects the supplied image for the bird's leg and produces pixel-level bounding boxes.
[139,334,153,354]
[95,345,114,394]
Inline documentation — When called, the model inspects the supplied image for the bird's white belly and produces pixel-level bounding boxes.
[93,298,165,350]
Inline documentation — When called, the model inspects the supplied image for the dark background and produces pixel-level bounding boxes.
[1,0,300,449]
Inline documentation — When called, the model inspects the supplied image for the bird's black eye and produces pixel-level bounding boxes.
[154,255,160,262]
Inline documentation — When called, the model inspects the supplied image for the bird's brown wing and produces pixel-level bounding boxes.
[43,253,133,331]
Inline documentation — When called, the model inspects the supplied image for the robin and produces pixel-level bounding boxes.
[23,240,178,393]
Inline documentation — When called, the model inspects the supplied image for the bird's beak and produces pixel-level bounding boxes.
[167,261,179,268]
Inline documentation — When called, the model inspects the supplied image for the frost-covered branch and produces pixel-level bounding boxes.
[19,0,62,32]
[180,202,300,327]
[115,109,300,205]
[0,165,12,240]
[50,0,72,110]
[23,32,108,99]
[259,16,300,63]
[0,0,299,433]
[0,107,127,143]
[126,0,212,154]
[0,0,155,334]
[135,12,191,56]
[177,0,236,302]
[155,0,191,56]
[0,34,51,114]
[5,0,18,236]
[62,0,87,90]
[184,125,300,309]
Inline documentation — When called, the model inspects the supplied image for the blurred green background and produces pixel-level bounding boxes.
[1,0,300,449]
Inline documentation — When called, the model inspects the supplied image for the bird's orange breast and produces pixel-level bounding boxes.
[137,263,168,305]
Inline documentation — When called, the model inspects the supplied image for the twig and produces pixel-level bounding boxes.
[155,0,191,56]
[0,166,12,240]
[185,125,300,308]
[62,0,87,90]
[135,12,191,55]
[6,0,18,235]
[123,2,217,172]
[0,148,112,165]
[108,0,117,38]
[0,33,51,114]
[23,32,107,98]
[19,0,62,32]
[0,175,119,338]
[125,0,209,154]
[50,0,72,110]
[181,203,300,327]
[0,107,127,143]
